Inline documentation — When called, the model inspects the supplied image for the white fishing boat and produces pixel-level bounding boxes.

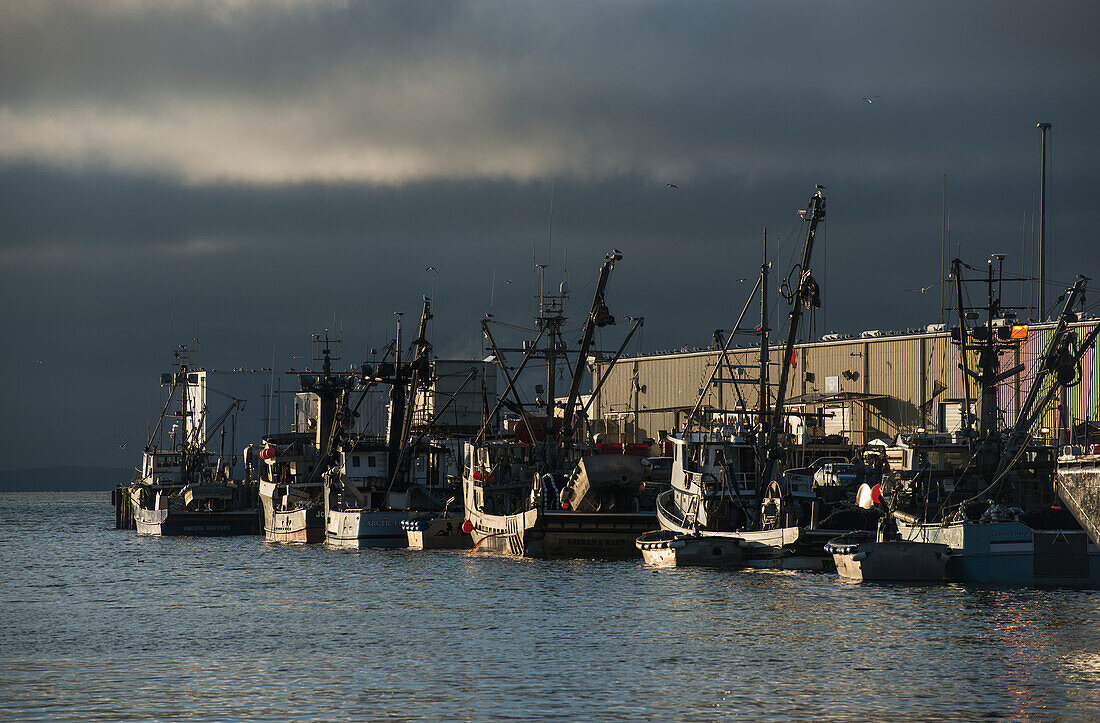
[644,188,869,569]
[324,298,465,549]
[129,347,260,537]
[461,250,656,558]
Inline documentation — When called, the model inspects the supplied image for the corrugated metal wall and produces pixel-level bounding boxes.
[594,320,1100,446]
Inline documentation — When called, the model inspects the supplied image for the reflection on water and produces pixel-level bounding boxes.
[1,492,1099,721]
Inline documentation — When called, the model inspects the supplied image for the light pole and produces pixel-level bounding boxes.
[1037,122,1051,320]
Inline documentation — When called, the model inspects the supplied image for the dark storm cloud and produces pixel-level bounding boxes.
[3,1,1098,183]
[1,0,1098,469]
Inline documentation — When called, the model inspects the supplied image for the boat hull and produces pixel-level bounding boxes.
[826,536,949,582]
[897,520,1100,586]
[537,511,655,558]
[259,482,324,543]
[655,488,829,570]
[133,506,260,536]
[403,516,472,550]
[325,508,409,549]
[636,531,743,568]
[267,508,325,544]
[466,506,653,558]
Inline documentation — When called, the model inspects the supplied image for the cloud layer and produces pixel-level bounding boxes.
[3,1,1097,184]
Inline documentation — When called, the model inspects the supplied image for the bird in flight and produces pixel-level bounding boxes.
[666,183,679,189]
[862,96,880,104]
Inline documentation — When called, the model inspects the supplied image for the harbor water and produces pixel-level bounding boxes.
[3,492,1100,721]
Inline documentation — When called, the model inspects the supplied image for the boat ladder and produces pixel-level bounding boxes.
[683,494,701,531]
[506,515,525,556]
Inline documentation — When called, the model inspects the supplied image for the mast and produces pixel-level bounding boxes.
[389,297,433,488]
[953,258,975,445]
[976,258,1001,441]
[759,227,769,445]
[387,313,406,472]
[759,188,825,492]
[531,264,561,459]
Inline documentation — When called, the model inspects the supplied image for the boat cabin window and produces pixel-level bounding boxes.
[156,455,180,469]
[352,456,361,468]
[368,455,376,468]
[737,447,754,473]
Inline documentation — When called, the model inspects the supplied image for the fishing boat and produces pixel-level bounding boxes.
[462,250,656,557]
[464,441,656,557]
[889,260,1100,586]
[256,432,325,543]
[254,334,360,544]
[129,347,260,536]
[652,430,833,569]
[325,298,465,549]
[825,484,950,582]
[646,188,873,569]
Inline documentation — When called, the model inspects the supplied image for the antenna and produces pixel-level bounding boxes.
[940,169,947,320]
[489,268,496,315]
[267,338,276,436]
[548,181,555,286]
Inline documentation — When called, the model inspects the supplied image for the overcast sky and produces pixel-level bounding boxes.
[2,0,1098,471]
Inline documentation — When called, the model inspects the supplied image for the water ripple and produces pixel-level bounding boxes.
[1,492,1099,720]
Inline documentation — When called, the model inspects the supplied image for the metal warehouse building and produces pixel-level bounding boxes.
[591,320,1100,448]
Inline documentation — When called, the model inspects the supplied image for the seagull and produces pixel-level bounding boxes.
[862,96,880,104]
[35,360,44,365]
[425,266,438,273]
[666,183,679,189]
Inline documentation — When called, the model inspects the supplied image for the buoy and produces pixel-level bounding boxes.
[461,520,474,534]
[561,501,570,510]
[870,483,882,504]
[856,483,873,509]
